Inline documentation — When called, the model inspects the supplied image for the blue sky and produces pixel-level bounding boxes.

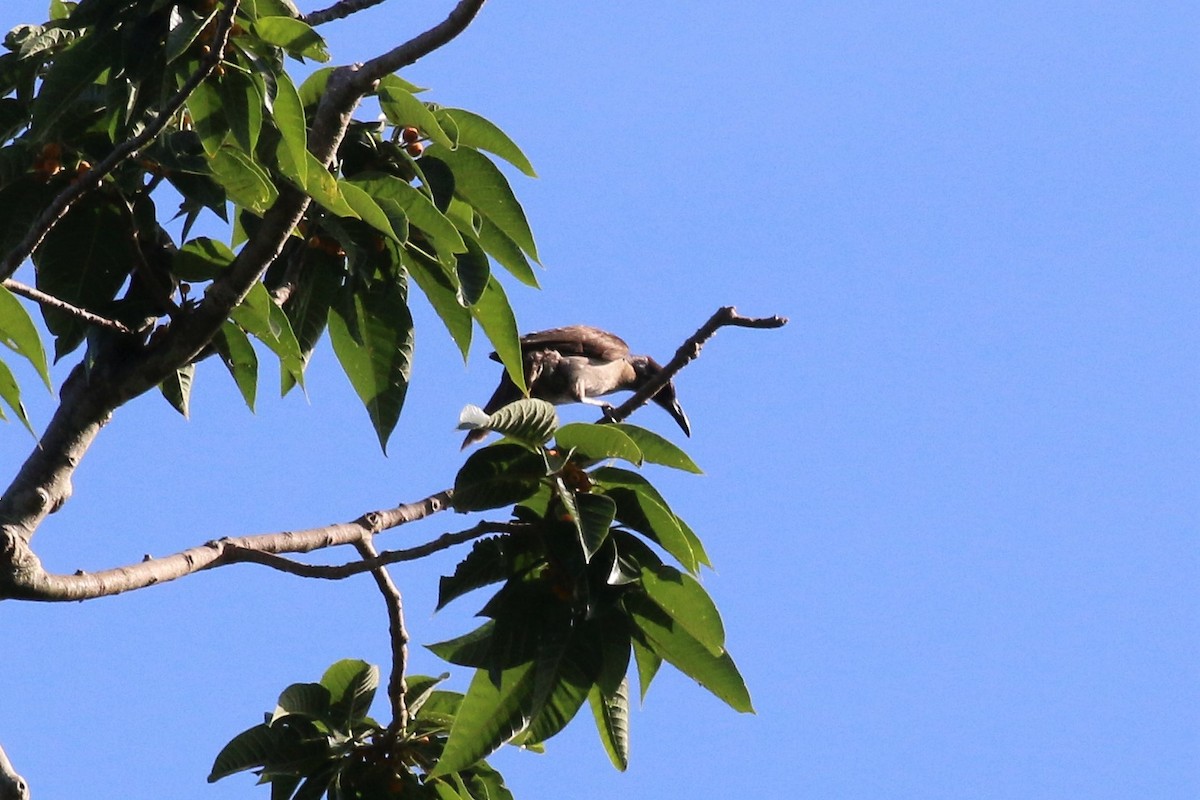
[1,1,1196,798]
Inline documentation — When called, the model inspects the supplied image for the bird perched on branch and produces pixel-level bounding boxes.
[462,325,691,448]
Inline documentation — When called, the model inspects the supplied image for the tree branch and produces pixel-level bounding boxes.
[354,535,410,733]
[304,0,390,26]
[1,279,134,335]
[606,306,789,425]
[0,743,28,800]
[0,490,452,601]
[0,0,490,560]
[0,0,240,283]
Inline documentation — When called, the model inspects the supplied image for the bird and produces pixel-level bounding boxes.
[462,325,691,448]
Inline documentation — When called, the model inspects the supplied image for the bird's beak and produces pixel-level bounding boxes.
[652,387,691,438]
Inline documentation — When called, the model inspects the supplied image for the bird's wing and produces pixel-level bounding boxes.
[516,325,631,360]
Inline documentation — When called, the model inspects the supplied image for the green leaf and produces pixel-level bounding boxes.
[250,17,330,62]
[435,108,536,177]
[0,283,50,389]
[588,680,630,771]
[437,537,514,611]
[477,216,538,288]
[219,68,265,157]
[229,283,305,393]
[352,174,464,255]
[279,248,343,395]
[591,467,698,573]
[327,280,413,454]
[159,363,194,418]
[378,79,452,148]
[33,194,138,356]
[427,620,497,669]
[519,645,592,746]
[630,635,661,702]
[337,180,400,242]
[453,234,490,306]
[173,236,235,282]
[458,397,558,447]
[271,71,308,185]
[187,78,228,158]
[429,662,537,778]
[626,594,753,713]
[207,720,328,783]
[272,682,332,723]
[469,276,525,395]
[611,423,702,473]
[556,487,615,562]
[640,564,725,656]
[0,358,34,434]
[211,145,278,214]
[452,443,546,512]
[319,659,378,718]
[555,423,643,465]
[405,251,471,360]
[424,145,538,262]
[30,26,116,137]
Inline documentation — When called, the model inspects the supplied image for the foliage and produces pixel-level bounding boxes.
[0,0,537,450]
[213,405,750,794]
[0,1,756,796]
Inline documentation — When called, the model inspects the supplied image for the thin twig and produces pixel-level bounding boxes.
[0,0,240,282]
[1,279,133,335]
[354,535,410,733]
[223,521,522,579]
[606,306,789,425]
[305,0,390,26]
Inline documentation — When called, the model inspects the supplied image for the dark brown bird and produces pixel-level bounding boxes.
[462,325,690,447]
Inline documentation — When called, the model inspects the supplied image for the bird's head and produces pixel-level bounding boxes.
[630,356,691,438]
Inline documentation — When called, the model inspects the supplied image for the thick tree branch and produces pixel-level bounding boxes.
[1,279,134,335]
[607,306,789,425]
[0,0,240,283]
[1,0,490,562]
[0,490,452,601]
[0,743,28,800]
[304,0,390,26]
[354,535,410,733]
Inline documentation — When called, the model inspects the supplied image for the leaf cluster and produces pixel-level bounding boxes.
[210,660,513,800]
[438,401,752,774]
[0,0,539,451]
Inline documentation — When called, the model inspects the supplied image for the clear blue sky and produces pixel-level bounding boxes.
[1,1,1196,798]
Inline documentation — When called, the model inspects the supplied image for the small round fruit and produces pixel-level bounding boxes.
[401,126,421,143]
[404,141,424,158]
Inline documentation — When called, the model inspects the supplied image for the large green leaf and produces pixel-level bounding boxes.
[187,77,228,158]
[424,144,538,262]
[377,79,452,147]
[404,250,471,360]
[279,248,343,395]
[33,194,138,356]
[640,564,725,656]
[211,145,278,214]
[429,662,537,778]
[0,283,50,389]
[626,594,753,713]
[591,467,698,573]
[611,423,702,473]
[458,397,558,448]
[469,276,525,395]
[327,280,413,454]
[452,443,546,512]
[271,71,308,186]
[218,68,265,158]
[250,17,329,62]
[477,216,538,288]
[30,26,116,136]
[338,180,401,242]
[555,423,643,465]
[272,682,332,723]
[214,321,257,411]
[556,486,616,562]
[435,108,536,177]
[173,236,235,282]
[437,537,512,611]
[351,174,464,256]
[588,680,630,771]
[519,645,593,746]
[229,282,305,393]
